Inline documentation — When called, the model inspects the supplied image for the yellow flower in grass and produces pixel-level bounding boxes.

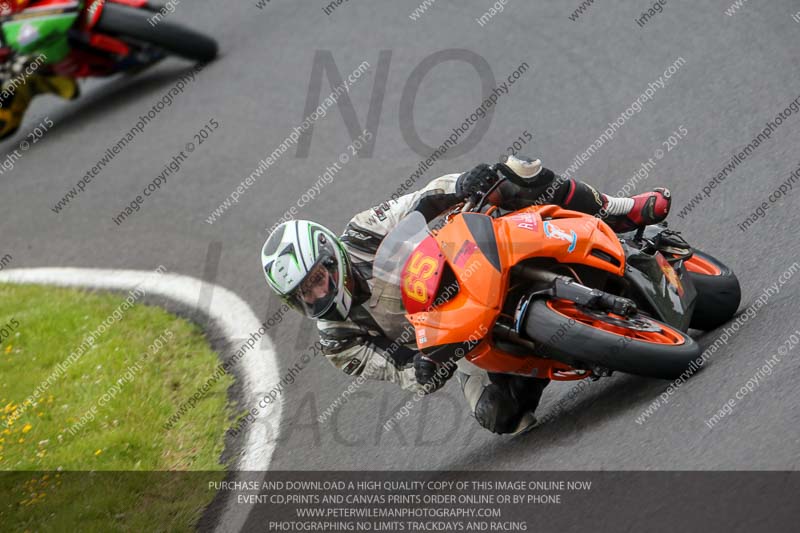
[94,449,102,456]
[21,423,32,433]
[4,344,11,354]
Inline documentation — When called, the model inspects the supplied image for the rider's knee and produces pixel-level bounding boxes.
[473,383,525,434]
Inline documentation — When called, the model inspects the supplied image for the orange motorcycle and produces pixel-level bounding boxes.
[373,165,741,381]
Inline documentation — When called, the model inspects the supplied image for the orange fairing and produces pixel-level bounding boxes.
[497,205,625,277]
[465,340,587,380]
[403,206,626,380]
[406,214,505,350]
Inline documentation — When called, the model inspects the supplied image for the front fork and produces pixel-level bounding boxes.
[511,265,638,328]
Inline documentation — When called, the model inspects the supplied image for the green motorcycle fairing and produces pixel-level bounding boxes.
[2,1,83,64]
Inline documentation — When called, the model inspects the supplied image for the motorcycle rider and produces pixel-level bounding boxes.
[261,155,671,434]
[0,0,80,139]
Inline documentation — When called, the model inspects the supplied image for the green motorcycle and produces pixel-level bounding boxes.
[1,0,217,78]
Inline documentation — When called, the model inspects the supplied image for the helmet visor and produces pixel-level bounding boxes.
[286,247,340,319]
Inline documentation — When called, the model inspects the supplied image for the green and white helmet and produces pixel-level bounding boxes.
[261,220,353,319]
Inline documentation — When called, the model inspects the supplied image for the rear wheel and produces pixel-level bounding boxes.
[523,298,701,380]
[683,250,741,331]
[96,3,218,62]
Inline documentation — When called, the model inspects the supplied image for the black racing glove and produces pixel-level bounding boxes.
[413,353,457,393]
[455,163,499,201]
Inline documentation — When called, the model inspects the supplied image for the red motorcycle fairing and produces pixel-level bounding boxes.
[400,235,447,314]
[83,0,149,30]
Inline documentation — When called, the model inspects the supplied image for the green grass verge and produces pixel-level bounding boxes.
[0,283,236,532]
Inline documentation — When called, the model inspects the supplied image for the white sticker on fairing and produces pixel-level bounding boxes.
[544,221,578,253]
[18,23,40,46]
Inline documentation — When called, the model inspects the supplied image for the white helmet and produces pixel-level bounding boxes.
[261,220,353,319]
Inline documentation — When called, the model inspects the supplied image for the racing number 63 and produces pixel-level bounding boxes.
[403,252,438,303]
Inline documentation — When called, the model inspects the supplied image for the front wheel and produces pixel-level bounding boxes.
[523,299,701,380]
[96,3,218,62]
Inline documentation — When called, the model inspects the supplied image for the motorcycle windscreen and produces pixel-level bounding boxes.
[373,211,431,288]
[372,212,450,314]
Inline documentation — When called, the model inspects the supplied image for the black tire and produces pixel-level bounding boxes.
[96,3,218,62]
[523,299,702,380]
[685,250,741,331]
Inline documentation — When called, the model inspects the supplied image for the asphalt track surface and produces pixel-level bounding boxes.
[3,0,800,526]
